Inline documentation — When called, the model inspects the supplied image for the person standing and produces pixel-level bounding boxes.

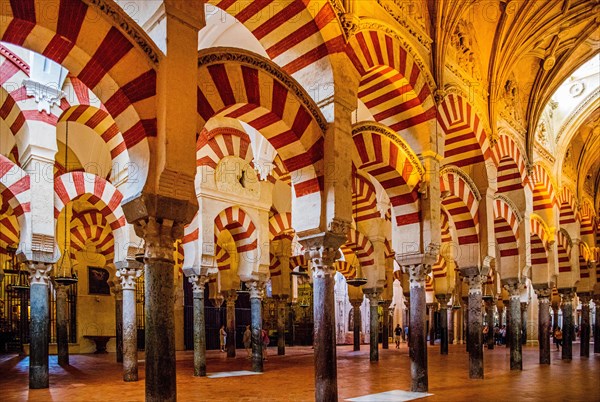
[261,328,270,360]
[394,324,402,349]
[243,325,252,358]
[219,325,227,352]
[554,326,563,350]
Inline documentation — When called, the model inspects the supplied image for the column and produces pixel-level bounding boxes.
[55,284,70,366]
[560,289,574,361]
[464,271,484,379]
[117,261,143,381]
[534,287,551,365]
[112,284,123,364]
[381,301,391,349]
[248,281,265,373]
[143,219,178,401]
[365,290,380,362]
[594,295,600,354]
[28,263,52,389]
[308,247,339,401]
[224,290,237,358]
[463,297,469,352]
[552,304,559,330]
[428,304,436,346]
[579,293,591,358]
[504,280,522,370]
[448,304,455,345]
[520,302,528,345]
[436,295,449,355]
[497,304,504,329]
[275,296,288,356]
[189,274,208,376]
[504,299,511,348]
[485,299,495,350]
[350,299,362,351]
[397,253,435,392]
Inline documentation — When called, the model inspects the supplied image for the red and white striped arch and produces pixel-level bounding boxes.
[70,212,115,264]
[0,91,26,137]
[558,186,578,226]
[440,167,480,246]
[425,274,435,293]
[530,215,549,249]
[206,0,343,76]
[352,122,423,228]
[347,29,435,132]
[197,49,326,205]
[0,154,30,236]
[438,94,496,168]
[269,253,281,278]
[181,213,199,270]
[531,164,556,212]
[335,260,356,280]
[434,210,453,280]
[0,215,19,255]
[289,254,307,270]
[197,126,253,170]
[493,197,519,258]
[214,206,257,254]
[344,228,375,268]
[215,243,232,272]
[496,134,528,188]
[353,170,380,224]
[269,212,293,241]
[432,255,447,280]
[556,229,572,274]
[579,199,596,237]
[1,0,158,143]
[0,45,28,137]
[579,241,591,281]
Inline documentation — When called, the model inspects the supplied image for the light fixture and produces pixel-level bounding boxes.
[347,174,368,288]
[54,121,78,286]
[7,245,30,292]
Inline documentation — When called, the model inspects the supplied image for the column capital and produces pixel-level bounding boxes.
[463,271,485,295]
[28,262,52,285]
[54,283,69,298]
[109,282,123,301]
[502,278,524,297]
[558,288,576,303]
[116,260,143,291]
[188,274,209,294]
[247,280,266,300]
[592,294,600,304]
[349,298,363,307]
[533,287,552,299]
[223,289,238,305]
[578,292,591,305]
[364,289,381,306]
[436,294,449,307]
[308,247,340,278]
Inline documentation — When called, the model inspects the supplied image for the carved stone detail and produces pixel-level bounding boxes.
[376,1,432,50]
[247,280,266,300]
[440,165,482,201]
[188,274,209,294]
[116,263,143,291]
[23,79,65,115]
[28,263,52,285]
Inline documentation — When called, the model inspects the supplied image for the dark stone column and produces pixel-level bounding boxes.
[497,304,504,329]
[351,299,362,351]
[188,274,207,376]
[534,287,551,365]
[552,304,559,330]
[428,303,436,346]
[397,252,436,393]
[117,261,143,381]
[462,297,469,352]
[55,284,70,366]
[225,290,237,358]
[464,271,484,379]
[594,296,600,354]
[381,301,391,349]
[560,289,574,361]
[365,290,380,362]
[143,220,177,402]
[485,299,495,350]
[248,281,264,373]
[579,294,591,358]
[504,280,522,370]
[504,299,510,348]
[113,285,123,364]
[520,302,528,345]
[448,304,455,345]
[436,295,449,355]
[28,263,52,389]
[308,247,339,402]
[276,296,288,356]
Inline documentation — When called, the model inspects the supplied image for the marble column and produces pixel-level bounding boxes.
[365,290,380,362]
[504,280,522,370]
[560,290,575,361]
[117,262,143,381]
[504,299,511,348]
[248,281,265,373]
[594,295,600,354]
[485,299,495,350]
[397,252,435,393]
[276,296,288,356]
[350,299,362,351]
[308,247,339,401]
[448,305,455,345]
[142,220,177,401]
[113,285,123,364]
[55,284,70,366]
[428,303,436,346]
[188,274,208,376]
[225,290,237,358]
[579,294,591,358]
[381,301,391,349]
[436,295,449,355]
[520,302,528,345]
[534,287,551,365]
[464,272,485,379]
[28,263,52,389]
[463,297,470,352]
[552,304,559,330]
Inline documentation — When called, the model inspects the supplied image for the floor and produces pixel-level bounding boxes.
[0,343,598,401]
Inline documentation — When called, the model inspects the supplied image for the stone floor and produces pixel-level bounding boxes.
[0,343,598,401]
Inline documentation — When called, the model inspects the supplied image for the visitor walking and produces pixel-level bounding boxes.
[554,326,563,350]
[394,324,402,348]
[219,325,227,352]
[261,328,270,360]
[243,325,252,358]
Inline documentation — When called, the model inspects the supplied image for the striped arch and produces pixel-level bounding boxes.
[206,0,343,76]
[496,134,528,189]
[335,260,356,280]
[438,94,496,167]
[0,215,19,255]
[344,228,375,268]
[425,274,435,293]
[0,0,158,143]
[269,253,281,277]
[347,28,436,132]
[214,206,258,254]
[556,229,572,274]
[352,122,423,227]
[353,170,380,224]
[558,186,578,225]
[440,167,480,245]
[174,241,184,272]
[181,213,199,271]
[434,210,453,280]
[0,89,27,138]
[579,199,596,237]
[0,155,30,246]
[269,212,293,241]
[197,126,253,170]
[197,49,326,208]
[531,164,556,212]
[215,243,232,271]
[289,254,307,270]
[530,215,550,249]
[270,154,291,186]
[0,45,28,137]
[493,197,519,258]
[432,256,447,280]
[70,211,115,264]
[579,241,591,281]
